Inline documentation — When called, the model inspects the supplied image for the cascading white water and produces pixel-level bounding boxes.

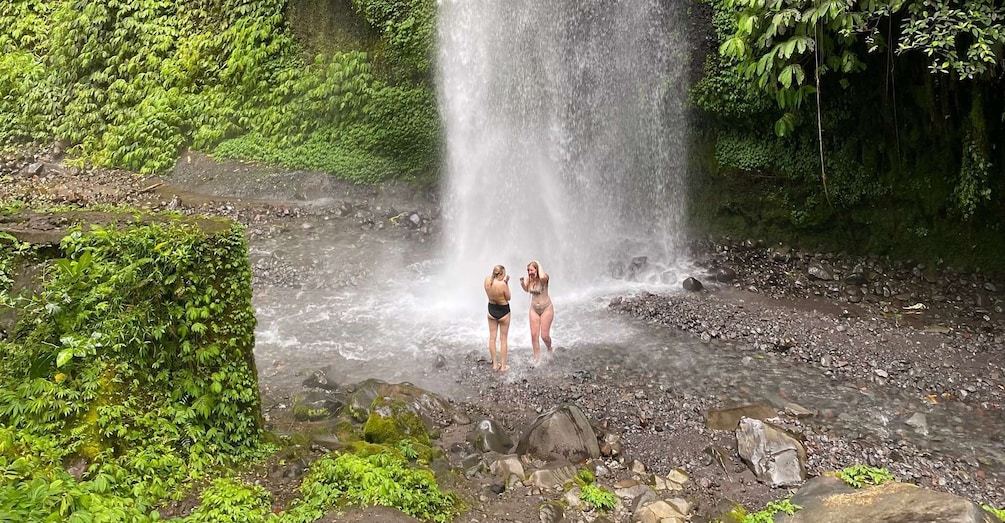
[437,0,690,294]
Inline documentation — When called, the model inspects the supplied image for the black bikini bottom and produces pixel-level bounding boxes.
[488,302,511,320]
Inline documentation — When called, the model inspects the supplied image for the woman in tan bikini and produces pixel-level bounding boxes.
[519,260,553,364]
[484,264,512,371]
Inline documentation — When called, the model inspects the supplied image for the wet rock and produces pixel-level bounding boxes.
[779,475,996,523]
[714,266,737,283]
[736,418,807,487]
[682,277,703,292]
[526,462,578,488]
[515,404,600,462]
[609,261,626,279]
[808,262,835,281]
[705,403,777,431]
[363,395,432,445]
[468,418,514,454]
[291,390,344,421]
[905,412,929,436]
[302,366,338,391]
[627,256,649,281]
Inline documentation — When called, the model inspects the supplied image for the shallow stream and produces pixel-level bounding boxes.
[248,215,1005,484]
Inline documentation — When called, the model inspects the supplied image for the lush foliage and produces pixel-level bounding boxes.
[693,0,1005,269]
[718,0,1004,132]
[837,464,894,488]
[579,483,617,513]
[721,498,801,523]
[349,0,437,79]
[570,467,615,513]
[0,211,264,520]
[983,504,1005,520]
[0,0,440,183]
[181,477,272,523]
[278,448,461,523]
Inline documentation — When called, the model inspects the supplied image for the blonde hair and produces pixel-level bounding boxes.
[491,265,505,278]
[527,260,541,277]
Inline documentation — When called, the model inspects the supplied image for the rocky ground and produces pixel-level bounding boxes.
[3,146,1005,522]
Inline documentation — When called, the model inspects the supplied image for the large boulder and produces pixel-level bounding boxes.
[736,417,806,487]
[346,378,388,422]
[515,405,600,463]
[779,475,1002,523]
[363,396,432,446]
[347,379,453,427]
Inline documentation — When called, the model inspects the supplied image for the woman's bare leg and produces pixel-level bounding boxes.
[488,316,499,370]
[529,309,542,363]
[540,305,554,352]
[498,314,511,371]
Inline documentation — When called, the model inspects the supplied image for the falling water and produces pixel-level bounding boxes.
[437,0,691,293]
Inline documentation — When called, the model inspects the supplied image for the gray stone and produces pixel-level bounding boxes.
[302,366,338,390]
[682,277,703,292]
[736,417,807,487]
[468,418,514,454]
[808,262,835,281]
[905,412,929,436]
[489,454,525,482]
[714,266,738,282]
[527,462,577,488]
[779,475,999,523]
[515,404,600,462]
[634,500,686,523]
[539,500,566,523]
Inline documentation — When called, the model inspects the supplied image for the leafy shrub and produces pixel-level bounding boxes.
[183,477,272,523]
[726,498,801,523]
[279,449,461,523]
[837,465,895,488]
[579,483,617,513]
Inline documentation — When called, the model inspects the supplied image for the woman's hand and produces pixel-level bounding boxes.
[504,275,510,284]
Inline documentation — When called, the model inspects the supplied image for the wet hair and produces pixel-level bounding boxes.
[491,265,505,278]
[527,260,541,277]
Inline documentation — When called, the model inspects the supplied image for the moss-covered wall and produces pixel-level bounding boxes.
[0,209,263,511]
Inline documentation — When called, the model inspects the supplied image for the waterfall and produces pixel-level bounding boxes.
[437,0,690,296]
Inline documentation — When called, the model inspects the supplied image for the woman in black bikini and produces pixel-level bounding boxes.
[484,265,512,371]
[519,260,553,364]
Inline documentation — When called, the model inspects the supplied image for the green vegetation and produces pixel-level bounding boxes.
[570,467,616,513]
[0,210,463,521]
[0,210,264,521]
[279,448,461,523]
[183,477,273,523]
[692,0,1005,271]
[579,483,617,513]
[983,504,1005,520]
[837,464,895,488]
[0,0,439,184]
[720,498,802,523]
